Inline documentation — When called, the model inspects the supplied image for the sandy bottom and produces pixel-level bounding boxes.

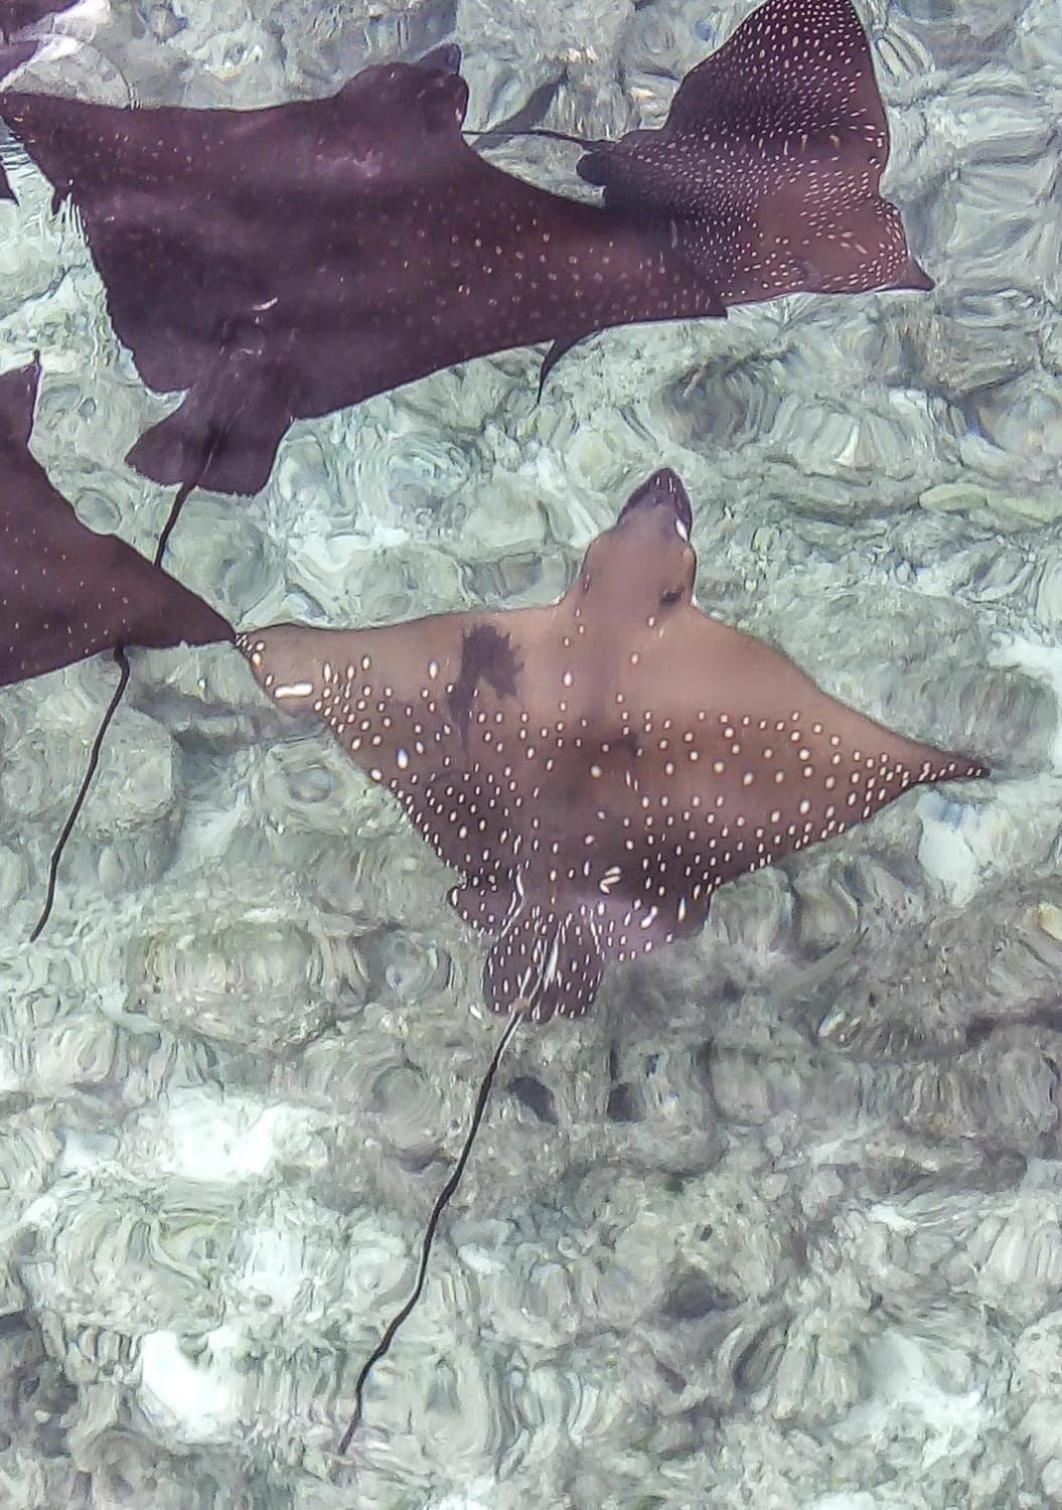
[1,0,1061,1505]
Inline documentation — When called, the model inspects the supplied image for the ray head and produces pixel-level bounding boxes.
[569,468,698,628]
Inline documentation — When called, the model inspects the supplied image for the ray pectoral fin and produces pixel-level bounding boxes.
[891,256,934,293]
[779,198,923,295]
[484,904,605,1024]
[127,348,293,496]
[0,358,234,687]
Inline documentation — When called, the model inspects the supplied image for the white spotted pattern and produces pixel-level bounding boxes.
[579,0,929,305]
[1,50,726,495]
[237,469,986,1026]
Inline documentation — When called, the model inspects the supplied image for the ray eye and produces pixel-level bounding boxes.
[660,586,684,606]
[582,576,592,592]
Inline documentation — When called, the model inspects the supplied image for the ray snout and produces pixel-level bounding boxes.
[618,467,693,535]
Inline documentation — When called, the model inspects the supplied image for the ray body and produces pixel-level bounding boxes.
[0,358,233,687]
[0,50,723,495]
[240,469,986,1023]
[577,0,931,303]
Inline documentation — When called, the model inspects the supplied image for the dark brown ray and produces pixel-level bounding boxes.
[576,0,932,306]
[0,355,234,935]
[0,47,724,495]
[239,467,987,1024]
[0,357,233,687]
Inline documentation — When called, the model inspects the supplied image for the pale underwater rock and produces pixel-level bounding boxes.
[457,0,635,138]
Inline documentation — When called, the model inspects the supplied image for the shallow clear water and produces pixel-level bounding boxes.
[0,0,1061,1506]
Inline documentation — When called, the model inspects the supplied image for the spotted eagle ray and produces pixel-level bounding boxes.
[0,44,724,497]
[0,357,233,932]
[1,392,987,1444]
[530,0,932,379]
[214,468,987,1445]
[240,467,985,1026]
[0,0,929,499]
[0,358,231,687]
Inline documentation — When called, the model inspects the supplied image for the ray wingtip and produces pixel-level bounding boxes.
[935,751,991,784]
[897,258,935,293]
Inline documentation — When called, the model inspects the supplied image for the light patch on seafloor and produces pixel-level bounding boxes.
[916,766,1062,905]
[139,1325,243,1443]
[126,1088,322,1181]
[807,1493,880,1510]
[56,1125,117,1176]
[915,790,995,905]
[0,1047,20,1098]
[915,630,1062,907]
[51,0,113,25]
[342,1212,420,1321]
[240,1225,313,1308]
[837,1330,984,1470]
[429,1492,496,1510]
[867,1202,919,1235]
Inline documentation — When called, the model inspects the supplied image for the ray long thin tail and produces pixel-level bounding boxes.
[338,1009,522,1456]
[31,477,195,939]
[464,125,595,149]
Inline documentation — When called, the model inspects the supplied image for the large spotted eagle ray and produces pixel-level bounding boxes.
[2,350,988,1445]
[242,467,985,1027]
[0,0,926,498]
